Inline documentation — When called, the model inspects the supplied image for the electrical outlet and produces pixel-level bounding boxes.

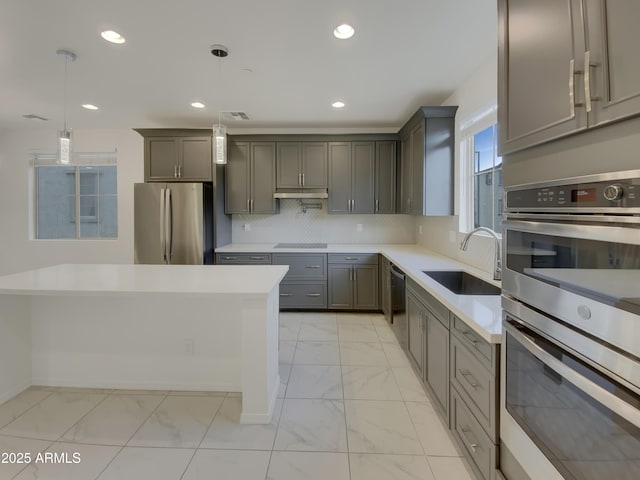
[356,224,363,233]
[184,339,194,355]
[418,225,423,234]
[243,223,251,232]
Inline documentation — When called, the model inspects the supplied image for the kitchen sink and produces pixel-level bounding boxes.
[423,270,501,295]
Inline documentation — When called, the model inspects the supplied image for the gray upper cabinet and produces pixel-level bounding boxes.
[375,141,397,214]
[137,130,213,182]
[399,107,457,216]
[328,141,375,214]
[276,142,328,189]
[225,141,278,214]
[498,0,640,155]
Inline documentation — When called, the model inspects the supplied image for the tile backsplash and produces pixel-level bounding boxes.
[231,199,416,244]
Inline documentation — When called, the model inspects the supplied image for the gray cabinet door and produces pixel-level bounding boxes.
[302,143,328,188]
[410,122,425,215]
[273,253,327,281]
[407,292,424,375]
[225,141,250,214]
[498,0,587,155]
[351,142,375,214]
[146,138,178,181]
[400,134,411,214]
[375,141,396,214]
[584,0,640,127]
[328,142,352,214]
[328,264,353,308]
[276,142,302,188]
[353,264,378,310]
[180,137,212,181]
[424,118,454,216]
[250,142,277,214]
[426,312,449,416]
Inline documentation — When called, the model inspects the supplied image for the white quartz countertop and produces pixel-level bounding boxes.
[0,264,289,297]
[217,243,503,342]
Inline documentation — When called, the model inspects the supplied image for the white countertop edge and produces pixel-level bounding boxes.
[217,244,503,343]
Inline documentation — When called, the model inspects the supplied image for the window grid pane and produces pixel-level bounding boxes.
[472,124,503,232]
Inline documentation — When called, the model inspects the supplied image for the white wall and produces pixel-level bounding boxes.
[416,54,501,275]
[232,199,416,244]
[0,128,142,275]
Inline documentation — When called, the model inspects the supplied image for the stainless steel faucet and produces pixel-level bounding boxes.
[460,227,502,281]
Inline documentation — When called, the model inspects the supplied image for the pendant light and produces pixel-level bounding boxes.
[56,49,76,164]
[211,45,229,165]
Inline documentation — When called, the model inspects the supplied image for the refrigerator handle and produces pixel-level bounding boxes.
[166,188,173,262]
[160,188,167,263]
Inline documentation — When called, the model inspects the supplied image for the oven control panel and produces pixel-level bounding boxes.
[506,175,640,211]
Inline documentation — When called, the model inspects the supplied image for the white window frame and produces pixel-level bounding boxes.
[458,102,500,235]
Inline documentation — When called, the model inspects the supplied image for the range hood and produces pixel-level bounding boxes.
[273,188,328,199]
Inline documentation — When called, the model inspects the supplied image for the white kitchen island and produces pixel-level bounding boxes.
[0,263,288,424]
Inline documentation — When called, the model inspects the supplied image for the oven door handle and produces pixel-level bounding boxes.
[503,219,640,245]
[505,320,640,429]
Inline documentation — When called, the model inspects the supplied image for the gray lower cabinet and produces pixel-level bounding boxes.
[327,253,378,309]
[226,141,278,214]
[426,312,449,415]
[273,253,328,309]
[406,289,425,375]
[216,253,272,264]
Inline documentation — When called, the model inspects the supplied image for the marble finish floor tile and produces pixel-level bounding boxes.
[128,395,223,448]
[381,343,412,367]
[297,322,338,341]
[339,342,388,366]
[61,394,163,446]
[167,391,227,397]
[405,402,460,456]
[278,364,291,398]
[337,324,379,342]
[335,313,374,326]
[370,316,390,327]
[13,442,121,480]
[375,324,397,342]
[300,312,337,324]
[285,365,342,399]
[427,455,475,480]
[201,396,282,450]
[349,453,435,480]
[182,449,271,480]
[345,400,423,454]
[279,341,297,365]
[392,367,429,401]
[0,434,52,479]
[267,451,350,480]
[274,399,347,452]
[0,388,53,429]
[0,392,107,441]
[96,446,194,480]
[111,390,169,395]
[279,316,302,341]
[342,366,403,400]
[293,341,340,365]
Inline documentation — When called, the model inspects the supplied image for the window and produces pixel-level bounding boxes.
[34,153,117,239]
[460,104,503,233]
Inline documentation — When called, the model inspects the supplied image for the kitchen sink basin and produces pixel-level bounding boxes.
[423,270,501,295]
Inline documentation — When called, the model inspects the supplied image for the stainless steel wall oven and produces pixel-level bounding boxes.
[501,170,640,480]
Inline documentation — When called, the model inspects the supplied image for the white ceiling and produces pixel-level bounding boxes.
[0,0,497,133]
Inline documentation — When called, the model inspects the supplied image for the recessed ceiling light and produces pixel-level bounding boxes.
[191,102,206,109]
[333,24,355,40]
[332,101,345,109]
[101,30,126,45]
[82,104,99,110]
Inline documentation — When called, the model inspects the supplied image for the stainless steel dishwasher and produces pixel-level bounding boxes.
[390,264,407,350]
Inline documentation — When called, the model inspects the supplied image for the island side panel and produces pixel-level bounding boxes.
[0,295,31,403]
[239,288,281,424]
[30,294,243,391]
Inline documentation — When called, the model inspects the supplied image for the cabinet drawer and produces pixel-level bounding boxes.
[450,335,497,440]
[452,316,493,368]
[279,282,327,309]
[272,253,327,280]
[451,386,497,480]
[328,253,378,265]
[216,253,272,264]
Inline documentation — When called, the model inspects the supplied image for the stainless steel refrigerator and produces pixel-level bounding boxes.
[134,182,216,264]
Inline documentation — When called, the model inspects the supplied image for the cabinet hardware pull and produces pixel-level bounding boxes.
[569,59,584,117]
[305,265,321,269]
[458,369,479,389]
[223,256,237,260]
[250,256,264,260]
[251,199,254,211]
[247,199,250,211]
[174,165,178,178]
[306,293,321,297]
[584,51,601,113]
[178,164,182,178]
[280,293,292,297]
[345,257,358,261]
[376,199,379,212]
[298,173,302,186]
[460,329,479,347]
[460,426,478,453]
[302,173,305,186]
[353,269,357,282]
